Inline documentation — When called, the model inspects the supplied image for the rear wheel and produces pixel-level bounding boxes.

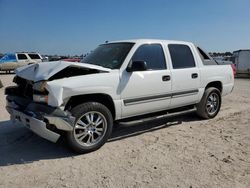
[67,102,113,153]
[196,87,221,119]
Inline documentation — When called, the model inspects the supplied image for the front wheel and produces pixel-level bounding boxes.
[196,87,221,119]
[67,102,113,153]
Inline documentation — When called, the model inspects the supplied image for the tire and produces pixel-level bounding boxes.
[196,87,221,119]
[67,102,113,153]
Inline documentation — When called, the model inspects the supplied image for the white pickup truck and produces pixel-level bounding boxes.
[5,39,234,153]
[0,52,43,72]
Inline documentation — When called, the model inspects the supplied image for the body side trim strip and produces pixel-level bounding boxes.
[123,89,199,106]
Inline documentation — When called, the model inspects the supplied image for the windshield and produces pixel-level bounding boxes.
[81,42,134,69]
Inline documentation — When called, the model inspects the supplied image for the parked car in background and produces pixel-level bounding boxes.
[0,52,42,72]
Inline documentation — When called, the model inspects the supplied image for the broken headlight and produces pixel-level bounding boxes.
[33,81,48,103]
[33,94,48,104]
[33,81,47,92]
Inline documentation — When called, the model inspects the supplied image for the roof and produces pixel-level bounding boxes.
[16,52,39,54]
[107,39,193,45]
[233,49,250,53]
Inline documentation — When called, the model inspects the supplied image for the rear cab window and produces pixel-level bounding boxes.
[168,44,195,69]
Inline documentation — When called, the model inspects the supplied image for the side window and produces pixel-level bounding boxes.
[28,54,41,59]
[17,54,28,60]
[168,44,195,69]
[132,44,166,70]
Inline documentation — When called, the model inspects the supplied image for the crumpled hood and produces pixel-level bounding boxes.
[15,61,111,82]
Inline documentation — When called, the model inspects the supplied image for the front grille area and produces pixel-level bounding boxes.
[5,76,34,99]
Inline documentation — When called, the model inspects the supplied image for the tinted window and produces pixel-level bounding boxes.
[168,44,195,69]
[28,54,41,59]
[17,54,28,60]
[83,43,134,69]
[132,44,166,70]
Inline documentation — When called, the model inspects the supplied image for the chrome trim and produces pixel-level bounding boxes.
[74,111,107,147]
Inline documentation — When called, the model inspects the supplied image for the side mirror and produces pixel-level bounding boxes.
[126,61,147,72]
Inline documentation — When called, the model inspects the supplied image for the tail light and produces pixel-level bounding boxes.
[230,64,236,77]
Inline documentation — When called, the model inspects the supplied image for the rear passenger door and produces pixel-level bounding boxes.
[168,44,200,108]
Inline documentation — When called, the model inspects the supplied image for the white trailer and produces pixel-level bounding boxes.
[233,50,250,76]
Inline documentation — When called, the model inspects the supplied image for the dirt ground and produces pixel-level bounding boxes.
[0,74,249,188]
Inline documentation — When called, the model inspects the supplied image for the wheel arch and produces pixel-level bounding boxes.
[65,93,116,119]
[205,81,223,92]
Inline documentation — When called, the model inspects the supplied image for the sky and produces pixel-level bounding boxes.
[0,0,250,55]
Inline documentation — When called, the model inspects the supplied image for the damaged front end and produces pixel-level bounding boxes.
[5,61,110,142]
[5,77,75,142]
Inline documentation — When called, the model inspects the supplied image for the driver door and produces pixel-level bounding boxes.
[120,44,172,118]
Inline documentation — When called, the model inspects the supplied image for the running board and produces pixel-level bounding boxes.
[117,105,196,125]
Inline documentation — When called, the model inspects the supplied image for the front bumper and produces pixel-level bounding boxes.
[6,96,74,143]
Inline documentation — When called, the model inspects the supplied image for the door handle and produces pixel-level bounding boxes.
[191,73,198,79]
[162,75,171,81]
